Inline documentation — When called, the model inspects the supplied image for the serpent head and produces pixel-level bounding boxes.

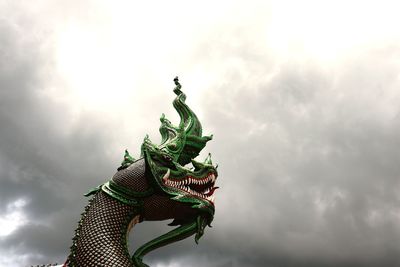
[141,77,218,225]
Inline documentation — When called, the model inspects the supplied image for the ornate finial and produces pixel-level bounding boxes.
[142,77,212,166]
[173,76,182,95]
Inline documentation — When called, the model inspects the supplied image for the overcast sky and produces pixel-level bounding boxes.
[1,1,400,266]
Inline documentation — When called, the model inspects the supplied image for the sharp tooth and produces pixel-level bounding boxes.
[162,169,170,181]
[211,174,215,183]
[210,196,215,202]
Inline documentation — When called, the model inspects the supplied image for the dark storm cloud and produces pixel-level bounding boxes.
[0,3,121,266]
[189,43,400,266]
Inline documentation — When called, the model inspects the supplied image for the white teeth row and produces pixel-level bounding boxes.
[165,173,216,186]
[169,183,215,203]
[163,171,217,203]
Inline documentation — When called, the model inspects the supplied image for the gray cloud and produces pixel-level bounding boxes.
[192,42,400,266]
[0,2,121,266]
[2,1,400,267]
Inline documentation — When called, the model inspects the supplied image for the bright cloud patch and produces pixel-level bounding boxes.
[0,199,27,237]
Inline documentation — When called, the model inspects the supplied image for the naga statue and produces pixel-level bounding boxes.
[59,77,219,267]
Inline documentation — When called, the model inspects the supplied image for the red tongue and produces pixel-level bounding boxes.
[205,187,219,196]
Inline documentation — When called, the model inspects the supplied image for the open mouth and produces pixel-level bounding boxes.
[162,169,218,203]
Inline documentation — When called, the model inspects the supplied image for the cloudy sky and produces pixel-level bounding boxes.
[1,1,400,266]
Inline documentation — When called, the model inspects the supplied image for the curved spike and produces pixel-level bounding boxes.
[195,215,208,244]
[162,168,170,182]
[204,153,213,165]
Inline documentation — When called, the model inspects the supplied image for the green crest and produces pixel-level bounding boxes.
[141,77,218,220]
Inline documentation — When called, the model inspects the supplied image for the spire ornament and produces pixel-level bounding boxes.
[146,76,213,166]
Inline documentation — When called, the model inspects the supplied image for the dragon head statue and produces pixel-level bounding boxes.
[67,77,219,267]
[141,77,218,227]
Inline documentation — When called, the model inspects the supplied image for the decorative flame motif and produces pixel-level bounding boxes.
[153,76,213,165]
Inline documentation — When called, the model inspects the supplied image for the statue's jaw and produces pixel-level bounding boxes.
[144,149,218,216]
[162,168,218,204]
